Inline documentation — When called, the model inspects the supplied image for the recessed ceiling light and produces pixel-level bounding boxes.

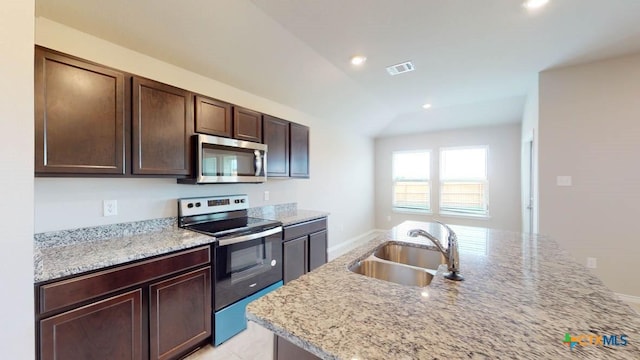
[422,103,432,109]
[350,55,367,66]
[523,0,549,9]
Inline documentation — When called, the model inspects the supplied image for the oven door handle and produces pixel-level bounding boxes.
[217,226,282,246]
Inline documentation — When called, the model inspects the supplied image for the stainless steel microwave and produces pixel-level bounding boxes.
[179,134,267,184]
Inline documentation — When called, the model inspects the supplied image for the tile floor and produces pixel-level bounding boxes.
[184,302,640,359]
[185,322,273,360]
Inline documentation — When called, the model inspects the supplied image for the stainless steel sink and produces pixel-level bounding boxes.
[373,243,445,270]
[349,260,434,287]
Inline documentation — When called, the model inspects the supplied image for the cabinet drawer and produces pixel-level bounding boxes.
[39,246,210,315]
[283,218,327,242]
[40,289,143,360]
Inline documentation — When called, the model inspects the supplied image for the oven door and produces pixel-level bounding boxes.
[197,134,267,183]
[214,227,283,311]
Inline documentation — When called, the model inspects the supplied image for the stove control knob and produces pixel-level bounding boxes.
[240,199,246,203]
[271,260,277,267]
[195,202,201,207]
[234,199,240,204]
[187,203,194,209]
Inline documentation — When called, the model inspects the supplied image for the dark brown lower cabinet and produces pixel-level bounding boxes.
[308,230,327,271]
[283,236,307,284]
[282,218,328,284]
[149,267,211,360]
[36,246,212,360]
[274,335,320,360]
[40,289,143,360]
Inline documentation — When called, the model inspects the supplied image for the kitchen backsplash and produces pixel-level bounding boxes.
[248,203,297,219]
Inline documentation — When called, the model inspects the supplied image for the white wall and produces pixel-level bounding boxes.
[374,124,522,231]
[521,81,539,233]
[0,1,35,357]
[539,52,640,297]
[34,18,375,248]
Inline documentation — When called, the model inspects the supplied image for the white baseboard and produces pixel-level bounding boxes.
[616,293,640,304]
[327,229,385,261]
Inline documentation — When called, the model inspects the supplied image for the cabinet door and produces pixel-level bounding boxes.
[40,289,143,360]
[308,230,328,272]
[149,267,211,360]
[194,95,232,137]
[283,237,307,284]
[263,115,290,177]
[132,77,193,175]
[35,47,126,175]
[290,123,310,178]
[233,106,262,142]
[275,335,320,360]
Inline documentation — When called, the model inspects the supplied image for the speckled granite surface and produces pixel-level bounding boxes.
[247,221,640,359]
[34,218,214,283]
[249,203,329,226]
[35,204,329,283]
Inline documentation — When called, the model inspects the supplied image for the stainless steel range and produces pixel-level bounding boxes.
[178,194,283,346]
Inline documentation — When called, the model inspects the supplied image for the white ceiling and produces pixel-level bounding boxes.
[35,0,640,138]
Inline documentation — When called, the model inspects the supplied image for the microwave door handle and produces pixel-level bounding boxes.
[254,150,262,176]
[217,226,282,246]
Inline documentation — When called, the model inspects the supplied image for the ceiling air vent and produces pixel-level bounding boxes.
[386,61,415,76]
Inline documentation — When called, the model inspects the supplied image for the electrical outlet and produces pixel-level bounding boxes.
[264,191,270,201]
[557,176,572,187]
[587,257,597,269]
[103,200,118,217]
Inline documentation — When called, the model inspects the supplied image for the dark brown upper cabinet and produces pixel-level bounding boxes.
[132,77,193,176]
[194,95,232,137]
[34,47,127,175]
[263,115,290,177]
[233,106,262,142]
[290,123,310,178]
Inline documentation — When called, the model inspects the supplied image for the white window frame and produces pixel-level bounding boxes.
[439,146,489,218]
[391,150,431,213]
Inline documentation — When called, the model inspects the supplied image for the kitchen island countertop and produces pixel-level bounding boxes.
[247,221,640,359]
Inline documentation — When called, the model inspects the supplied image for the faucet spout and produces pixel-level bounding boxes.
[407,229,447,254]
[408,222,464,281]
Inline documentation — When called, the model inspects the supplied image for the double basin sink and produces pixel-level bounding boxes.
[349,242,445,287]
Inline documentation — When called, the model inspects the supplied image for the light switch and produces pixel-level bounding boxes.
[556,176,572,187]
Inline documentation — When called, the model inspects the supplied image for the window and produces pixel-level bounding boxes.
[392,151,430,212]
[440,147,488,216]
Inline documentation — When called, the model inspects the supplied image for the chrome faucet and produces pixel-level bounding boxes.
[408,221,464,281]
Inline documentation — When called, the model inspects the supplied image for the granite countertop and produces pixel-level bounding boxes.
[247,221,640,359]
[249,207,329,226]
[34,205,329,283]
[33,218,214,283]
